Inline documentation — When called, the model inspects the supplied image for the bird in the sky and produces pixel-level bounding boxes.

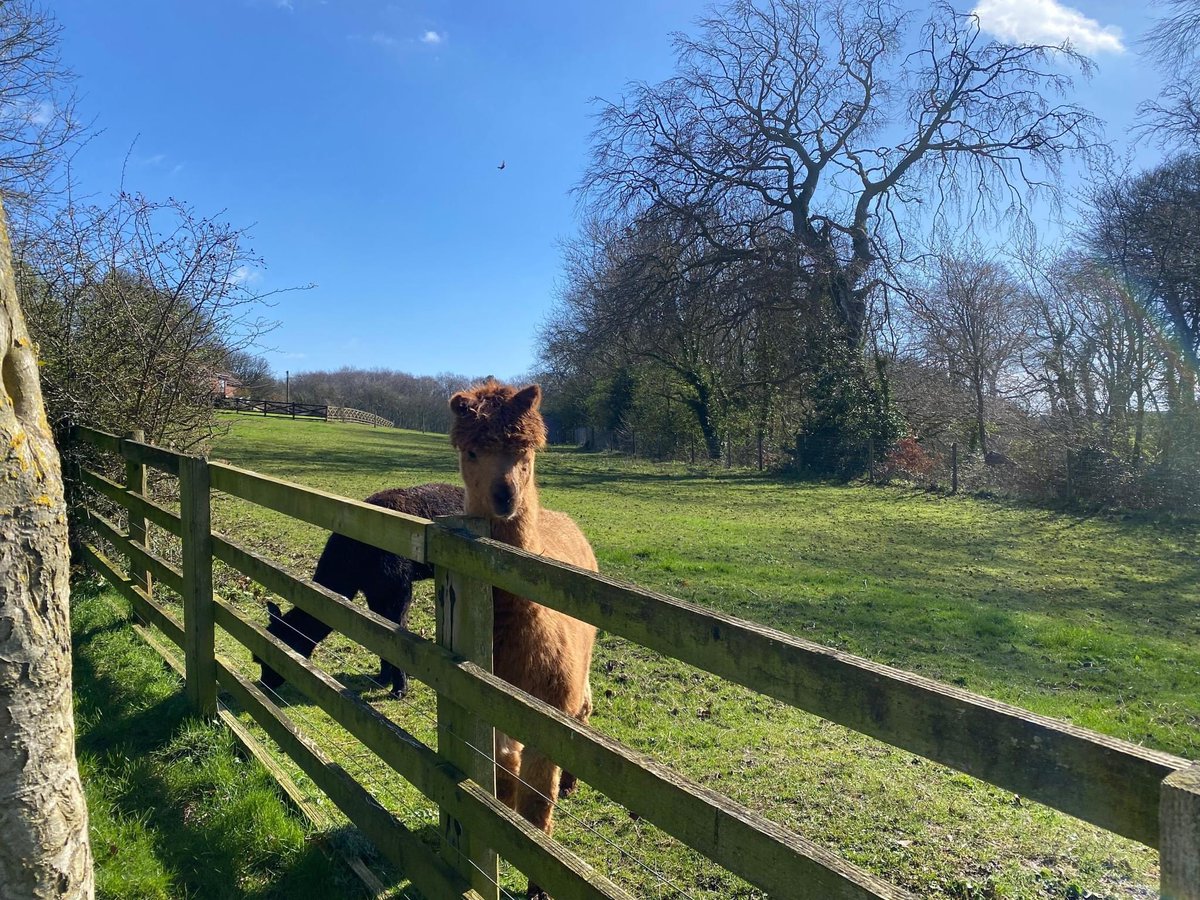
[497,160,506,170]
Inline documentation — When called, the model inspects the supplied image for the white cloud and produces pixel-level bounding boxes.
[275,0,294,10]
[369,32,401,49]
[230,266,263,286]
[420,30,444,45]
[25,101,54,126]
[971,0,1124,54]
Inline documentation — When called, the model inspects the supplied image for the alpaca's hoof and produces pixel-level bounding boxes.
[526,883,550,900]
[559,771,578,798]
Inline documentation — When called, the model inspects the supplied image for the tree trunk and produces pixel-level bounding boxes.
[973,373,988,458]
[680,373,723,460]
[0,196,94,899]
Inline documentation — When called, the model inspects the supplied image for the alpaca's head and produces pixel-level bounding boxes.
[449,379,545,521]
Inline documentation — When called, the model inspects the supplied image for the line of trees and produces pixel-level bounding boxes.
[540,0,1200,512]
[279,367,475,433]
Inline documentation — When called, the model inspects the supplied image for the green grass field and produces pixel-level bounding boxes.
[109,412,1200,898]
[72,579,361,899]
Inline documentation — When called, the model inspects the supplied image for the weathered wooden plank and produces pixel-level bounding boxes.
[449,660,909,900]
[212,657,478,900]
[74,425,122,454]
[215,599,632,900]
[217,536,906,899]
[435,516,498,899]
[125,429,152,598]
[180,456,217,717]
[122,437,182,476]
[426,528,1188,848]
[85,511,184,595]
[207,462,427,562]
[82,544,184,648]
[133,625,185,677]
[80,467,181,536]
[73,424,184,475]
[1161,763,1200,899]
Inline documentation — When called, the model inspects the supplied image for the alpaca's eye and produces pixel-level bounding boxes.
[467,451,477,461]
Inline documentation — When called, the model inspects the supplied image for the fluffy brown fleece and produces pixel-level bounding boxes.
[449,377,547,452]
[448,380,597,900]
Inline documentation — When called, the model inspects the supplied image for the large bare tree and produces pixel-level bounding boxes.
[583,0,1096,347]
[0,196,93,897]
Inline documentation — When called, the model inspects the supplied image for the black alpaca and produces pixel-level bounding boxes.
[257,482,464,698]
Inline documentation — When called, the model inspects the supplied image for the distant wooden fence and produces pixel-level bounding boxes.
[214,396,393,427]
[72,424,1200,900]
[327,405,393,428]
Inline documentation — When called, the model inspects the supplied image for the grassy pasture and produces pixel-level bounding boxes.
[72,579,361,899]
[153,412,1198,898]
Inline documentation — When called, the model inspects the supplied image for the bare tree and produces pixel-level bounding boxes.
[544,211,805,460]
[583,0,1096,347]
[17,190,282,449]
[222,348,277,398]
[904,250,1030,457]
[1084,155,1200,388]
[0,1,82,216]
[0,197,93,899]
[1019,248,1165,461]
[1139,0,1200,148]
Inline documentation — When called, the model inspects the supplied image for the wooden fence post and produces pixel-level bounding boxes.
[1065,449,1074,504]
[1161,762,1200,899]
[433,515,499,900]
[180,454,216,717]
[951,442,958,494]
[125,429,151,599]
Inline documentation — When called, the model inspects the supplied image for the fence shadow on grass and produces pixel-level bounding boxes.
[72,582,368,900]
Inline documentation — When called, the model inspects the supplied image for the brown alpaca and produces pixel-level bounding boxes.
[449,379,596,897]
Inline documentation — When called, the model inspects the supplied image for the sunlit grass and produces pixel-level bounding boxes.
[72,579,361,900]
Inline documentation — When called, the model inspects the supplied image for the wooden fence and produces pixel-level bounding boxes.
[214,397,330,419]
[328,405,394,428]
[71,424,1200,900]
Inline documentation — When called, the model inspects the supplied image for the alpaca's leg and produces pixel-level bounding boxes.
[518,748,562,900]
[516,748,560,835]
[559,680,593,798]
[495,733,522,810]
[366,575,412,698]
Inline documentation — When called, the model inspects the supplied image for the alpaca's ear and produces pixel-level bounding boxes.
[513,384,541,413]
[266,600,282,619]
[449,392,473,416]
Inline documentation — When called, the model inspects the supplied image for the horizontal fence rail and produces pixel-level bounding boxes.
[71,425,1200,900]
[426,528,1188,848]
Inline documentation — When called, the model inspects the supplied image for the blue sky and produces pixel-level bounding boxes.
[51,0,1167,380]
